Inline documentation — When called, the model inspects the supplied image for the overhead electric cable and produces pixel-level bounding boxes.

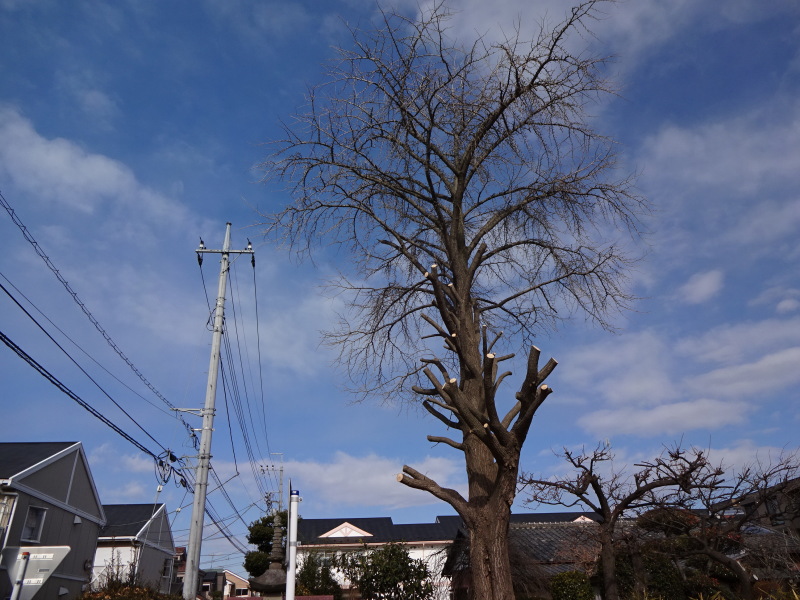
[219,347,269,500]
[200,255,276,499]
[0,280,169,453]
[0,190,193,436]
[0,272,174,419]
[204,501,249,554]
[251,263,273,464]
[220,335,270,500]
[1,328,157,460]
[227,269,272,483]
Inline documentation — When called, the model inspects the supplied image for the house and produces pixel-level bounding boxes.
[201,569,257,598]
[92,503,175,593]
[172,545,192,595]
[296,515,463,598]
[0,441,106,599]
[732,477,800,539]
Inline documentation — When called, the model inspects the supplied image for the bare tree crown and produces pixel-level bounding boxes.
[261,1,644,395]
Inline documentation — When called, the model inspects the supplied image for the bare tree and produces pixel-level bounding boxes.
[520,444,721,600]
[260,2,644,598]
[638,452,800,600]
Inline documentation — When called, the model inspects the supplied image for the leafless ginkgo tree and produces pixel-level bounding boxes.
[260,1,644,597]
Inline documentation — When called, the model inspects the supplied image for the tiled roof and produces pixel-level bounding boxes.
[436,511,598,530]
[0,441,77,478]
[100,503,164,538]
[443,519,601,576]
[510,521,600,565]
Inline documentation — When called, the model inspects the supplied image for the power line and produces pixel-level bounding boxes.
[0,272,175,420]
[0,189,196,442]
[1,327,159,464]
[0,279,169,454]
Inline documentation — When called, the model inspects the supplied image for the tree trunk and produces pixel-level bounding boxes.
[599,529,620,600]
[461,429,518,600]
[468,504,513,600]
[702,549,754,600]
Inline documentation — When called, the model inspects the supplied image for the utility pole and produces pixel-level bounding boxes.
[182,223,253,600]
[261,453,284,513]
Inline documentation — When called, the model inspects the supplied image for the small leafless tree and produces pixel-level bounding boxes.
[260,2,644,598]
[520,444,722,600]
[638,452,800,600]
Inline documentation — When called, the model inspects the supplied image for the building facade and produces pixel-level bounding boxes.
[0,441,106,599]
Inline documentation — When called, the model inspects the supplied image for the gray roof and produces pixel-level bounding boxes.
[435,511,599,535]
[510,521,600,571]
[100,503,165,538]
[298,512,600,548]
[0,441,77,478]
[298,517,455,546]
[443,518,601,577]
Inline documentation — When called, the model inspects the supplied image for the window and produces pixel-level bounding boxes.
[235,588,249,596]
[21,506,46,542]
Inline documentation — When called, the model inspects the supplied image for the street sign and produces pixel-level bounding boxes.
[0,546,71,600]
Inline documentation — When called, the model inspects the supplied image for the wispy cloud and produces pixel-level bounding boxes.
[286,452,466,511]
[676,316,800,365]
[0,105,190,234]
[677,270,724,304]
[560,330,677,407]
[578,398,748,437]
[687,347,800,398]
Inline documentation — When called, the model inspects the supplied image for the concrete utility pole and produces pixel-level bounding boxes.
[183,223,253,600]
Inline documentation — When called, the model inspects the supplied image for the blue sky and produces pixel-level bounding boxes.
[1,0,799,574]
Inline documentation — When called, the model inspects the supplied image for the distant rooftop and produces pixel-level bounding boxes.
[100,503,165,538]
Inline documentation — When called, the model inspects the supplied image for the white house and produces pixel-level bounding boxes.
[296,516,460,599]
[92,503,175,593]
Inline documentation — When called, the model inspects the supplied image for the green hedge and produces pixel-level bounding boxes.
[550,570,594,600]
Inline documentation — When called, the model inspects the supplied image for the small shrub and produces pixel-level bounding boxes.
[550,570,594,600]
[80,582,181,600]
[643,554,686,600]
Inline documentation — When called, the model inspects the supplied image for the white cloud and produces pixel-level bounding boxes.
[120,453,156,474]
[409,1,799,79]
[642,110,800,199]
[578,398,748,437]
[286,452,465,511]
[560,330,677,407]
[676,316,800,365]
[677,270,724,304]
[777,298,800,314]
[0,106,135,213]
[54,67,121,129]
[636,97,800,270]
[687,347,800,398]
[100,480,148,503]
[750,286,800,314]
[0,105,190,233]
[705,439,798,474]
